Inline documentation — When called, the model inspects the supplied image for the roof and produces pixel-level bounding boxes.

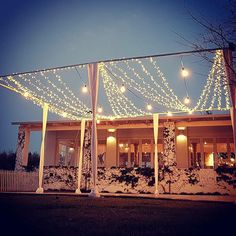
[11,114,232,131]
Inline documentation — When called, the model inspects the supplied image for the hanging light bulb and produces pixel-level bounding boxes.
[167,111,173,116]
[120,84,126,93]
[97,106,103,113]
[188,110,193,115]
[184,96,190,104]
[82,84,88,93]
[146,104,152,110]
[181,67,189,77]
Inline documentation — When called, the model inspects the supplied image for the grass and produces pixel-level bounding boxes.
[0,193,235,236]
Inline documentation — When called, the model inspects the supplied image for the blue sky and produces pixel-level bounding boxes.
[0,0,230,152]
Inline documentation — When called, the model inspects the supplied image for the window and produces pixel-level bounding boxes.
[189,139,201,168]
[119,140,129,167]
[216,138,228,166]
[130,140,139,167]
[58,140,75,166]
[203,138,214,168]
[98,140,106,167]
[141,139,151,167]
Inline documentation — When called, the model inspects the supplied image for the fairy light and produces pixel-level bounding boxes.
[97,106,103,113]
[100,63,147,118]
[0,49,231,121]
[146,104,152,110]
[107,62,185,112]
[23,91,30,98]
[120,84,126,93]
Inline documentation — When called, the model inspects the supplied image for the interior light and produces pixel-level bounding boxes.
[108,128,116,132]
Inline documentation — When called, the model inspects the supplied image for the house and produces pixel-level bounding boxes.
[13,113,235,170]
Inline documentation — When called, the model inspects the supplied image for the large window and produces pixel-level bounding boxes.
[118,138,163,168]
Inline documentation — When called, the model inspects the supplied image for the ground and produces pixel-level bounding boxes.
[0,194,235,236]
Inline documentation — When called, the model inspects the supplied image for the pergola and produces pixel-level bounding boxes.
[0,46,235,197]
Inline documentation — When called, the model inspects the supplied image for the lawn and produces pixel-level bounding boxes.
[0,193,235,236]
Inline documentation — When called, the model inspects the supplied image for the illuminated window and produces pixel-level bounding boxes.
[141,139,151,167]
[216,138,228,166]
[58,140,75,166]
[119,140,129,167]
[189,139,201,168]
[98,140,106,167]
[130,140,139,167]
[203,139,214,168]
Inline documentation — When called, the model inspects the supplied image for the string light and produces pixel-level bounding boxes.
[23,91,30,98]
[181,67,189,77]
[120,84,126,93]
[97,106,103,113]
[0,50,231,121]
[146,104,152,110]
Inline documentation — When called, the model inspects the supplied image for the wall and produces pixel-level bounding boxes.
[43,166,236,195]
[45,131,57,166]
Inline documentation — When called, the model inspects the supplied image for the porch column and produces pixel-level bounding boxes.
[75,119,86,194]
[88,63,100,197]
[15,127,30,171]
[36,103,49,193]
[153,113,159,195]
[223,47,236,155]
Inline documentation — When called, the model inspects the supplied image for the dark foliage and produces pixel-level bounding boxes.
[0,151,16,170]
[24,152,40,172]
[0,151,39,171]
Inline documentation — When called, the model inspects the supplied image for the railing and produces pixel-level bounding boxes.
[0,170,38,192]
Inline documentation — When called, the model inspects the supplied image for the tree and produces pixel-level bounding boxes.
[178,0,236,75]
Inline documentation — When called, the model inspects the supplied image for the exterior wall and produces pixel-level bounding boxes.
[43,124,234,169]
[106,131,117,167]
[45,131,57,166]
[176,128,188,168]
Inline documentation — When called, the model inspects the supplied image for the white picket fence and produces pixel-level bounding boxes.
[0,170,38,192]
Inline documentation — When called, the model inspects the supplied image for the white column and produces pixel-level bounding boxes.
[36,103,49,193]
[88,63,100,197]
[153,113,159,195]
[223,48,236,155]
[75,119,86,194]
